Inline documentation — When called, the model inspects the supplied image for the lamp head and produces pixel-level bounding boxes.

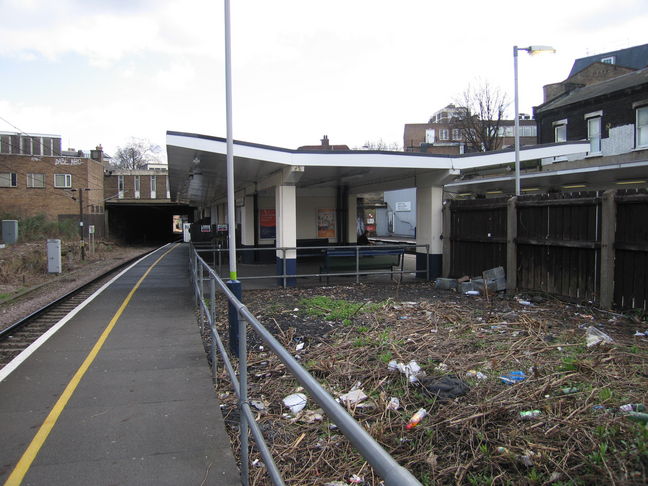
[528,45,556,55]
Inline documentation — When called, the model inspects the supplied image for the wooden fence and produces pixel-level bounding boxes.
[444,190,648,311]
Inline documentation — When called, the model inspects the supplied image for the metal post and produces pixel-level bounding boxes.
[239,314,249,486]
[218,242,223,276]
[210,277,217,381]
[227,280,242,356]
[355,245,360,284]
[199,263,205,334]
[513,45,521,196]
[224,0,242,358]
[79,188,86,260]
[282,248,287,288]
[224,0,236,281]
[192,250,198,301]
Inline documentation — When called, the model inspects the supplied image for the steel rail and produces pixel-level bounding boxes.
[191,246,422,486]
[0,247,158,340]
[195,243,430,285]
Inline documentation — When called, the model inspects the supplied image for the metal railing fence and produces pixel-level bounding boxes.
[193,243,430,288]
[189,245,422,486]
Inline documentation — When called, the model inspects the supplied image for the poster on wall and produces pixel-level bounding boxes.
[317,208,336,238]
[259,209,276,239]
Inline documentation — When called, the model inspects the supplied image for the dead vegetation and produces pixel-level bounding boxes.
[0,241,154,330]
[0,240,136,296]
[208,282,648,486]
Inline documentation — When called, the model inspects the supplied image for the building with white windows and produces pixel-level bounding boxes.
[445,44,648,196]
[404,104,537,155]
[0,132,106,235]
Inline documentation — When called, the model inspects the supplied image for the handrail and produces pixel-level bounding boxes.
[190,245,422,486]
[194,243,430,286]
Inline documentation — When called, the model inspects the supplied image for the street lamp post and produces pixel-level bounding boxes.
[513,45,555,196]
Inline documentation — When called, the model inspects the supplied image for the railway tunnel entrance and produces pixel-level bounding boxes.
[106,202,194,244]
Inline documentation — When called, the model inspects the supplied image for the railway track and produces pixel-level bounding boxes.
[0,250,155,369]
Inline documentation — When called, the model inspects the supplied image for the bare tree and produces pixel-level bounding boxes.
[355,139,401,151]
[112,138,161,169]
[453,80,509,152]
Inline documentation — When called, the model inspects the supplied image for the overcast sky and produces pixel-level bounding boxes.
[0,0,646,161]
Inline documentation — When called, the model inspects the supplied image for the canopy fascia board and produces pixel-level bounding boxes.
[168,132,589,171]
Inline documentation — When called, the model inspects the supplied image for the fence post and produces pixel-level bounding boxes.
[355,245,360,284]
[210,277,217,382]
[198,263,205,334]
[442,201,451,278]
[506,196,518,291]
[239,314,249,486]
[600,190,616,309]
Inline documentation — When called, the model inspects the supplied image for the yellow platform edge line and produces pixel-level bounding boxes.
[4,243,179,486]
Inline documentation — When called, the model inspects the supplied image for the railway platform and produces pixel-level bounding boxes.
[0,243,240,485]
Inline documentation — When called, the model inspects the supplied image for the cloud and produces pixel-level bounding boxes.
[0,0,223,66]
[154,61,197,91]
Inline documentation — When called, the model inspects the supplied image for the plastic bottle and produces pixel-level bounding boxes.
[619,404,646,413]
[519,410,542,419]
[405,408,427,429]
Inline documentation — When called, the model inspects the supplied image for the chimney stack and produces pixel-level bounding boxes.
[91,144,105,165]
[321,135,330,149]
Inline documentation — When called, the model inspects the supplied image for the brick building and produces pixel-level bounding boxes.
[0,132,106,236]
[444,43,648,196]
[104,168,171,202]
[403,104,537,154]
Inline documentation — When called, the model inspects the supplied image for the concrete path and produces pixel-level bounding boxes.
[0,244,240,485]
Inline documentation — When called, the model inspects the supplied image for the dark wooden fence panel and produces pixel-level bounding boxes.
[614,191,648,310]
[449,199,506,277]
[516,194,600,301]
[449,191,646,310]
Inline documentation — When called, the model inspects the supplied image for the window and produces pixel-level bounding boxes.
[0,172,17,187]
[521,126,537,137]
[425,128,435,144]
[587,116,602,154]
[43,137,53,156]
[118,175,124,198]
[498,126,515,137]
[0,135,10,153]
[27,173,45,188]
[54,173,72,188]
[150,175,157,199]
[134,175,141,199]
[553,120,567,142]
[166,175,170,199]
[32,138,41,156]
[601,56,615,65]
[637,106,648,148]
[452,129,461,140]
[21,136,32,155]
[439,129,449,140]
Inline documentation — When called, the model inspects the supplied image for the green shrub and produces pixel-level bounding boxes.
[12,214,79,242]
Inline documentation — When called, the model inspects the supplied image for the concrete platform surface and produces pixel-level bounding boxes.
[0,243,240,485]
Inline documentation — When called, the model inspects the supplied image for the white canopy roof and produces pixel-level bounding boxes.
[166,131,589,205]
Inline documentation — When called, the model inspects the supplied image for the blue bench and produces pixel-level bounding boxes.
[320,248,405,283]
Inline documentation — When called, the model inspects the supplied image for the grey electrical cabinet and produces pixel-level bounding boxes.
[47,239,62,274]
[1,220,18,244]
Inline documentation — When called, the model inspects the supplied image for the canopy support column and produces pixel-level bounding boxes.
[415,177,444,280]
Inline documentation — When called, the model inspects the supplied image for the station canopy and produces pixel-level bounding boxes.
[166,131,589,206]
